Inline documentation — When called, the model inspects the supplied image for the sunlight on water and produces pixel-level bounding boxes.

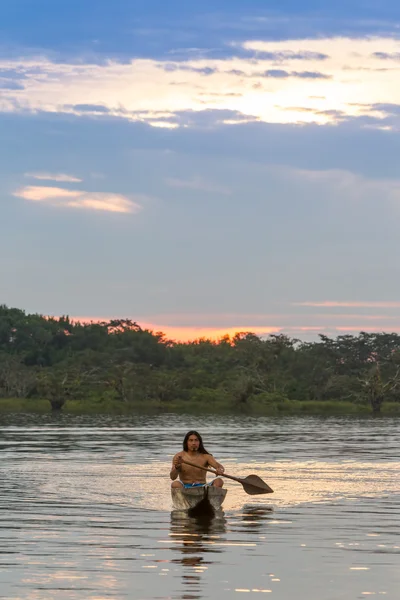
[34,458,400,512]
[0,414,399,600]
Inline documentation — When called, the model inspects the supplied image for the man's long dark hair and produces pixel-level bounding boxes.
[183,430,211,455]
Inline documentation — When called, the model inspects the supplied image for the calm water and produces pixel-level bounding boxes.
[0,413,399,600]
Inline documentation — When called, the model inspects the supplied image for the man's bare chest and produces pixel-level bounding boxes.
[181,452,209,468]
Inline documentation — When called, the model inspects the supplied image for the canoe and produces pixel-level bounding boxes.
[171,485,227,517]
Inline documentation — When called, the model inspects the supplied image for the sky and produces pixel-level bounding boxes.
[1,0,400,341]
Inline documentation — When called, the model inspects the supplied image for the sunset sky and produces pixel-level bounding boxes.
[2,0,400,341]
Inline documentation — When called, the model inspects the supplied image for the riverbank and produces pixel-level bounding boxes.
[1,397,399,415]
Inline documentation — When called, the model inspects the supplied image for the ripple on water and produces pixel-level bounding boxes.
[0,414,399,600]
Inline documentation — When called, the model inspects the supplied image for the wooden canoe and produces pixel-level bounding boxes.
[171,485,227,517]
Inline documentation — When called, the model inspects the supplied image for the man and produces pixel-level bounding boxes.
[170,430,225,489]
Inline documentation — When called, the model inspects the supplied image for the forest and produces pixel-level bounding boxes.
[0,305,399,414]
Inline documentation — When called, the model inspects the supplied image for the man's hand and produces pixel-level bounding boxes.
[215,465,225,476]
[173,456,182,471]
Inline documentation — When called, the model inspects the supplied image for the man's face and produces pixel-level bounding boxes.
[187,435,200,451]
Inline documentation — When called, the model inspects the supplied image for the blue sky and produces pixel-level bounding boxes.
[1,0,400,340]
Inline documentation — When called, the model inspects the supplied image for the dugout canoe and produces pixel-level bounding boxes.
[171,485,227,516]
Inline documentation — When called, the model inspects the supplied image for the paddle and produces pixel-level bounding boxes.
[181,459,273,495]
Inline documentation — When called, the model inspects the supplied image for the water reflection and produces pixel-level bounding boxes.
[1,415,399,600]
[170,510,227,599]
[239,504,275,532]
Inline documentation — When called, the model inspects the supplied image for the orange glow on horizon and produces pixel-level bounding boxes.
[68,318,282,341]
[54,316,400,342]
[141,323,281,341]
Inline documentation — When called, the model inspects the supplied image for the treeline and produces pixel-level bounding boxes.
[1,304,400,413]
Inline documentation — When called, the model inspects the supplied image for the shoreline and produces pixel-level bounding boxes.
[0,398,399,416]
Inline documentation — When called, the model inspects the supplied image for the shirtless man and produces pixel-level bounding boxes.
[170,430,225,488]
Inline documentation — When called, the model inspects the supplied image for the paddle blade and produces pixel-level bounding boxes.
[241,475,274,495]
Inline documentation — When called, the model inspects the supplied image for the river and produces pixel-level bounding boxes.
[0,413,399,599]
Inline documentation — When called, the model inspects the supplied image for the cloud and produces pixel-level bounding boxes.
[15,186,79,201]
[293,301,400,308]
[348,102,400,118]
[264,69,289,78]
[165,176,231,195]
[70,104,111,113]
[283,167,400,203]
[170,108,260,127]
[0,69,26,78]
[292,71,331,79]
[372,52,400,60]
[13,186,141,213]
[0,80,24,90]
[241,50,330,61]
[24,172,82,182]
[66,192,140,213]
[159,64,218,75]
[1,36,400,126]
[261,69,330,79]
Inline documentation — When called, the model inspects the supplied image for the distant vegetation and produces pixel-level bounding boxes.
[1,305,400,415]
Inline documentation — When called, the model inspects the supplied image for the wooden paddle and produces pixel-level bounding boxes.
[181,459,273,495]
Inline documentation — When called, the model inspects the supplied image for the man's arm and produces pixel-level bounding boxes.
[207,455,225,476]
[170,453,182,480]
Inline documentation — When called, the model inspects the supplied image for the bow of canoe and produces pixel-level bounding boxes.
[171,486,227,516]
